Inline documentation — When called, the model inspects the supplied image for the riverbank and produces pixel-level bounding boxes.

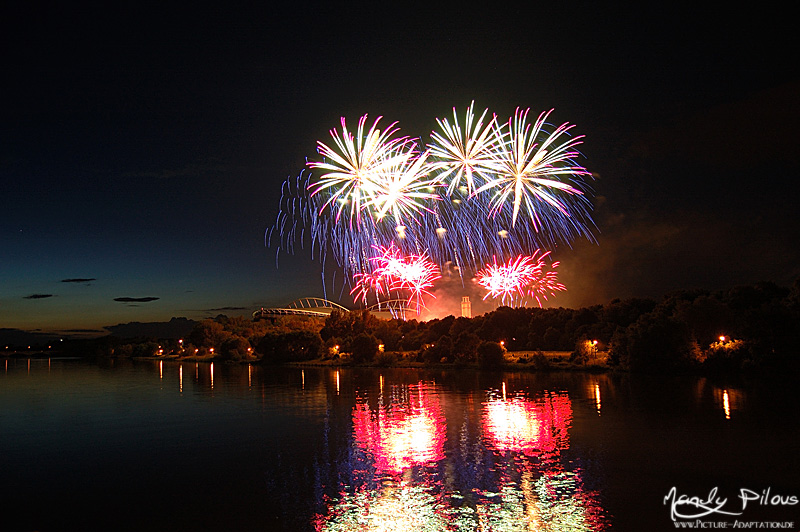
[283,349,611,372]
[3,349,610,372]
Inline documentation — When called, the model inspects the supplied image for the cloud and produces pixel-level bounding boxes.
[24,294,54,299]
[113,297,160,303]
[204,306,248,312]
[61,278,97,283]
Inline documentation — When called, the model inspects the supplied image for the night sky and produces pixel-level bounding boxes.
[3,2,799,335]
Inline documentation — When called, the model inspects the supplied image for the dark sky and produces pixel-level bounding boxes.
[3,2,799,333]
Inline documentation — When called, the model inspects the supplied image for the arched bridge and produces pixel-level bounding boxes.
[253,297,350,320]
[366,298,417,319]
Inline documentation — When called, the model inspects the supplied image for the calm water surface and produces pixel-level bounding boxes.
[1,357,798,531]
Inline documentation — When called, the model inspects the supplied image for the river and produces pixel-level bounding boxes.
[2,357,798,531]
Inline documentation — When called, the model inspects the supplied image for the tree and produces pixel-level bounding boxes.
[257,331,323,364]
[422,335,453,364]
[571,338,592,365]
[673,295,733,346]
[188,319,229,348]
[612,311,695,372]
[320,310,376,351]
[350,333,379,364]
[448,316,474,339]
[372,319,402,351]
[423,315,456,343]
[132,341,159,357]
[453,331,480,364]
[543,327,564,350]
[477,341,504,368]
[220,336,251,361]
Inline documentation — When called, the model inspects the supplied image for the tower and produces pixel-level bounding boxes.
[461,296,472,318]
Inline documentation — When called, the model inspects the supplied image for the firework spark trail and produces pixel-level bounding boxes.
[473,108,591,229]
[386,251,441,311]
[428,101,501,195]
[519,250,566,307]
[307,115,409,226]
[362,144,441,225]
[527,261,566,307]
[476,251,564,307]
[308,115,444,230]
[268,173,317,262]
[476,255,539,306]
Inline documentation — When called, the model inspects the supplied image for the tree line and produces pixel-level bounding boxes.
[66,278,800,374]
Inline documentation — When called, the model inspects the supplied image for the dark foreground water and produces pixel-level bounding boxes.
[1,357,798,531]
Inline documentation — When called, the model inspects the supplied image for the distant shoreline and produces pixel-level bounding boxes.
[4,349,612,373]
[280,350,609,371]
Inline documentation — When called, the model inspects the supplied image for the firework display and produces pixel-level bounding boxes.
[269,102,594,311]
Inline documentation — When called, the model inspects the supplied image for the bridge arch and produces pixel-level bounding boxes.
[286,298,349,312]
[253,297,349,320]
[366,299,419,319]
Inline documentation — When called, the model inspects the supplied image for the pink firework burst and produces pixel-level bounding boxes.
[526,254,566,307]
[352,244,441,312]
[476,251,564,307]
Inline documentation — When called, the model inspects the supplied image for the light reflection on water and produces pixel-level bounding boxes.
[594,383,602,415]
[723,389,731,419]
[352,383,446,474]
[317,379,607,531]
[483,387,572,456]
